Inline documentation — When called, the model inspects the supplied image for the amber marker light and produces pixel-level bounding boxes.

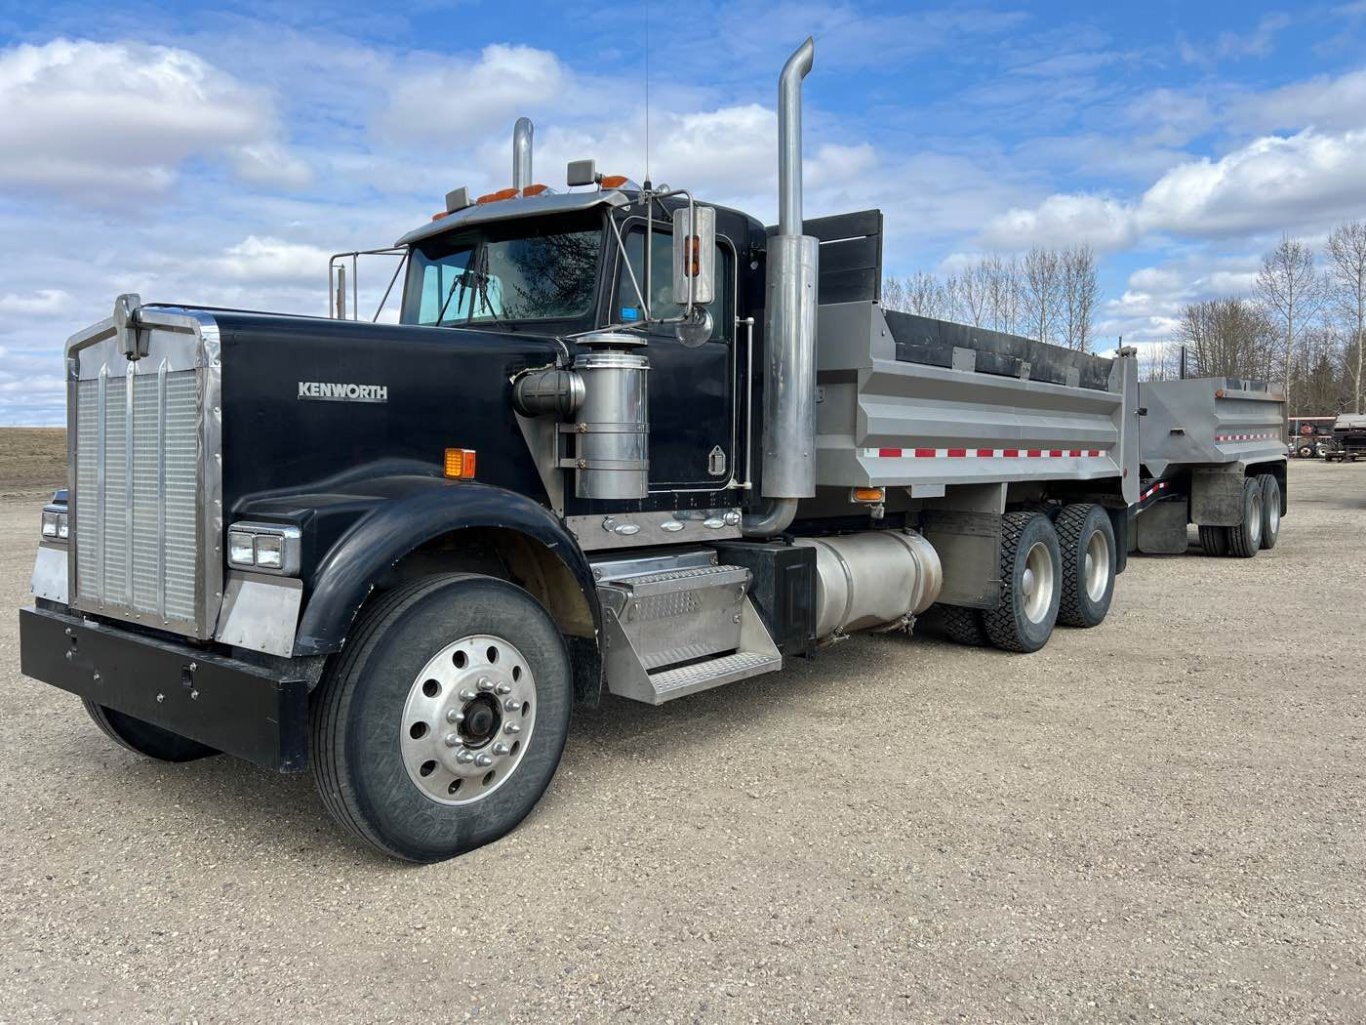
[444,449,478,480]
[852,487,885,503]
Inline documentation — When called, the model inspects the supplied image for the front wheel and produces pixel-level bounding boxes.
[310,574,572,863]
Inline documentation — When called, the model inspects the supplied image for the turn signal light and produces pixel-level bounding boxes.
[599,175,629,189]
[444,448,478,480]
[852,487,885,503]
[522,183,549,196]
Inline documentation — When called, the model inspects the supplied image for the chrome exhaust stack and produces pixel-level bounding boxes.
[746,37,818,536]
[513,117,534,195]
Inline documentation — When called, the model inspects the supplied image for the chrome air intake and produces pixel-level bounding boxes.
[571,332,650,500]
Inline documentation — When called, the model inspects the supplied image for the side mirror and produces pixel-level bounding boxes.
[672,205,715,308]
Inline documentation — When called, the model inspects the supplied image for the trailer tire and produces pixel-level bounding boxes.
[982,512,1062,654]
[310,573,571,863]
[1226,477,1263,558]
[82,699,218,763]
[1256,474,1280,550]
[1055,504,1116,628]
[1199,525,1229,557]
[922,604,989,646]
[1297,444,1313,458]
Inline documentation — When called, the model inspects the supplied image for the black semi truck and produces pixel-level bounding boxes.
[19,40,1281,862]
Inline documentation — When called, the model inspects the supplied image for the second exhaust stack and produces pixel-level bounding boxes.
[762,37,819,501]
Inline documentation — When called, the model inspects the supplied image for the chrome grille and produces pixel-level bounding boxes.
[70,317,217,637]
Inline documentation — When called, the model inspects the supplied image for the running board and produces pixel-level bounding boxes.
[601,592,783,706]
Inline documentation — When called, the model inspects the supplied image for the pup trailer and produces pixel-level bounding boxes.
[17,40,1282,862]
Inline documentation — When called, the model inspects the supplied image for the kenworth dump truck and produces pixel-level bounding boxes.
[17,40,1280,862]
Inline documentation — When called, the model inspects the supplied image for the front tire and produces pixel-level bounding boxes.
[310,574,572,863]
[1055,503,1116,628]
[982,512,1062,653]
[82,699,218,762]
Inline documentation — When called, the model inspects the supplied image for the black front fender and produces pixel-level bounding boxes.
[293,481,599,658]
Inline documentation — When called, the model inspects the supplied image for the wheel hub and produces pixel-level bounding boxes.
[400,634,537,805]
[1021,540,1055,624]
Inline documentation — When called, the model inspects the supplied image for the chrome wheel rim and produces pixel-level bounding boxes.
[400,634,537,805]
[1267,494,1280,534]
[1248,491,1263,547]
[1084,529,1110,603]
[1020,540,1055,624]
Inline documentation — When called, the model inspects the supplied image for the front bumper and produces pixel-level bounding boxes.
[19,605,309,772]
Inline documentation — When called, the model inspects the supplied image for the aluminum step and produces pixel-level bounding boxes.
[646,650,783,703]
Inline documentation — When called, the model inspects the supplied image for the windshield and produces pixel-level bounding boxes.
[403,214,602,327]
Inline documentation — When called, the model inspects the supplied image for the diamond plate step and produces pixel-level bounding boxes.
[646,650,782,702]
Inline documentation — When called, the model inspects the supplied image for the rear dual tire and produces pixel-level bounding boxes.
[983,512,1063,653]
[1055,504,1116,629]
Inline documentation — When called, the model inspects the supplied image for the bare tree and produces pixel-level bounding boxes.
[1327,221,1366,412]
[1138,340,1182,381]
[1022,247,1063,343]
[882,275,907,313]
[983,253,1022,334]
[1178,298,1275,379]
[904,271,948,318]
[1256,236,1325,411]
[947,263,991,327]
[1060,245,1099,352]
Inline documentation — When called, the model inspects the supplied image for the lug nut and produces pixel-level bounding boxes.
[459,688,477,701]
[446,709,464,724]
[493,742,510,756]
[495,682,512,695]
[504,699,522,712]
[504,723,521,735]
[444,733,461,748]
[456,750,475,764]
[477,677,494,692]
[475,753,494,768]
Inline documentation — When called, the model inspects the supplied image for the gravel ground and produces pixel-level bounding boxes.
[0,460,1362,1024]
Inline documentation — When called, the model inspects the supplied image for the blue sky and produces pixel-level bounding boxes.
[2,0,1365,423]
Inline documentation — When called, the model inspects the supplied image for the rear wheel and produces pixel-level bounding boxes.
[982,512,1062,653]
[1055,504,1116,628]
[1199,525,1229,557]
[310,574,572,863]
[921,604,989,646]
[82,699,218,763]
[1257,474,1281,550]
[1297,445,1313,458]
[1226,477,1263,558]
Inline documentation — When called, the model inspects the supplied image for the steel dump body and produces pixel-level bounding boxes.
[813,302,1138,503]
[1138,378,1286,477]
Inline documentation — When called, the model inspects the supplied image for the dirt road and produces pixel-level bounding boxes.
[1,460,1362,1024]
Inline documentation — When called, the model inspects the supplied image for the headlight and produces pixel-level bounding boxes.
[41,507,69,541]
[226,522,301,576]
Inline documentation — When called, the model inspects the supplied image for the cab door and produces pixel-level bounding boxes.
[612,225,736,491]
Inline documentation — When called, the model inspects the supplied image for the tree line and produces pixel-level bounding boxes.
[882,245,1101,353]
[1143,222,1366,416]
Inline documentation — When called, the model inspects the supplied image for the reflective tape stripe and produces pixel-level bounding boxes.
[861,448,1106,459]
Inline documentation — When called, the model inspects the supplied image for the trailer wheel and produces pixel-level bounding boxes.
[1297,444,1313,458]
[1256,474,1281,550]
[310,573,571,863]
[81,699,218,763]
[1055,504,1116,628]
[921,604,989,646]
[1199,525,1229,557]
[982,512,1062,653]
[1226,477,1263,558]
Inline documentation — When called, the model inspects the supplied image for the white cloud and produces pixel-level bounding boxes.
[383,44,572,139]
[982,126,1366,250]
[1096,254,1261,343]
[211,236,336,284]
[0,289,75,317]
[1232,68,1366,134]
[0,38,308,198]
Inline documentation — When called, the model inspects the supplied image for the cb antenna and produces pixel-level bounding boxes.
[644,0,651,187]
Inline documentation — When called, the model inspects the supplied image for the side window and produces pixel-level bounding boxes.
[615,228,733,342]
